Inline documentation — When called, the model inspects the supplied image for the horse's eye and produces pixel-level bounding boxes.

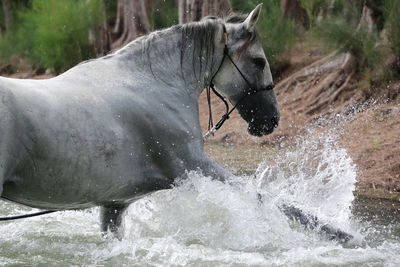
[252,57,266,70]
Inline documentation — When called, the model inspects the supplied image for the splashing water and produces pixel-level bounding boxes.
[255,134,357,234]
[0,134,399,266]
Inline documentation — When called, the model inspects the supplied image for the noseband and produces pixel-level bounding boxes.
[203,24,275,140]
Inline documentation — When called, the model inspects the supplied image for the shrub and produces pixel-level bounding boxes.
[257,1,296,69]
[0,31,15,62]
[0,5,4,31]
[231,0,256,12]
[314,19,382,72]
[232,0,296,69]
[384,0,400,58]
[0,0,104,72]
[300,0,327,27]
[150,0,179,29]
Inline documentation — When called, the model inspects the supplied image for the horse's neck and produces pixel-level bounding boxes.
[115,28,221,98]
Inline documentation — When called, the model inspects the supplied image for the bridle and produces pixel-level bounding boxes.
[203,24,275,140]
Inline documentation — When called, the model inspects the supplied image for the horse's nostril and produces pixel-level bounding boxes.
[266,84,275,91]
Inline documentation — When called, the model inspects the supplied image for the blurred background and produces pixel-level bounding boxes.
[0,0,398,78]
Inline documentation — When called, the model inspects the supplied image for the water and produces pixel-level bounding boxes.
[0,135,399,266]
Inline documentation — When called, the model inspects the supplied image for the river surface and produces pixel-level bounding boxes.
[0,135,399,266]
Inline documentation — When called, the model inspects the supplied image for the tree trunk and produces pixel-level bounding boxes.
[179,0,232,24]
[90,10,111,56]
[365,0,384,31]
[112,0,151,49]
[357,0,384,32]
[87,0,111,57]
[280,0,309,29]
[2,0,13,30]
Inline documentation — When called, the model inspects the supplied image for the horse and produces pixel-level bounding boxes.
[0,5,352,242]
[0,4,278,235]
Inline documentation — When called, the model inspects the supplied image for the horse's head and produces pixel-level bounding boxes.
[211,4,279,136]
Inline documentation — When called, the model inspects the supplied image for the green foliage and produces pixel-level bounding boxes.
[314,20,381,72]
[258,1,296,68]
[384,0,400,58]
[232,0,296,69]
[297,0,366,29]
[231,0,258,12]
[150,0,179,29]
[0,4,4,31]
[0,0,104,72]
[0,10,26,64]
[300,0,326,27]
[326,0,364,27]
[311,0,400,88]
[103,0,118,20]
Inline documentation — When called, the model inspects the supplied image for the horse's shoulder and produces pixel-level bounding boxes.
[0,76,14,89]
[0,77,16,99]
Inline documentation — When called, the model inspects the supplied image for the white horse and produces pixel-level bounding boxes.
[0,5,280,236]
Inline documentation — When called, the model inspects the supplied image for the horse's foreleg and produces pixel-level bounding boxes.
[279,203,353,243]
[0,170,3,196]
[191,155,232,182]
[100,203,128,240]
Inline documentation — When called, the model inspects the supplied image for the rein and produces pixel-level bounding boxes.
[0,196,57,221]
[0,210,56,221]
[203,24,274,141]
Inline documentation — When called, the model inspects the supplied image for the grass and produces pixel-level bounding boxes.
[204,142,276,175]
[355,184,400,206]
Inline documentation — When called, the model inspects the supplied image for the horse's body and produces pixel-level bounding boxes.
[0,6,281,234]
[0,30,223,210]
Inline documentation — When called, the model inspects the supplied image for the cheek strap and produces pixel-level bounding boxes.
[204,24,275,141]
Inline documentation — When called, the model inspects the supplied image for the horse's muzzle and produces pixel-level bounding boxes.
[234,88,279,137]
[247,115,279,136]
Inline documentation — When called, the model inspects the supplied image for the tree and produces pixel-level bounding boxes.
[179,0,232,24]
[2,0,13,30]
[357,0,384,32]
[280,0,309,29]
[89,0,111,57]
[112,0,151,48]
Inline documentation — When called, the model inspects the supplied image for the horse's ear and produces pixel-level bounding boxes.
[243,4,263,31]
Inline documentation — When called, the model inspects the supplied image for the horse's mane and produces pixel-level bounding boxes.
[178,19,221,82]
[106,13,254,83]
